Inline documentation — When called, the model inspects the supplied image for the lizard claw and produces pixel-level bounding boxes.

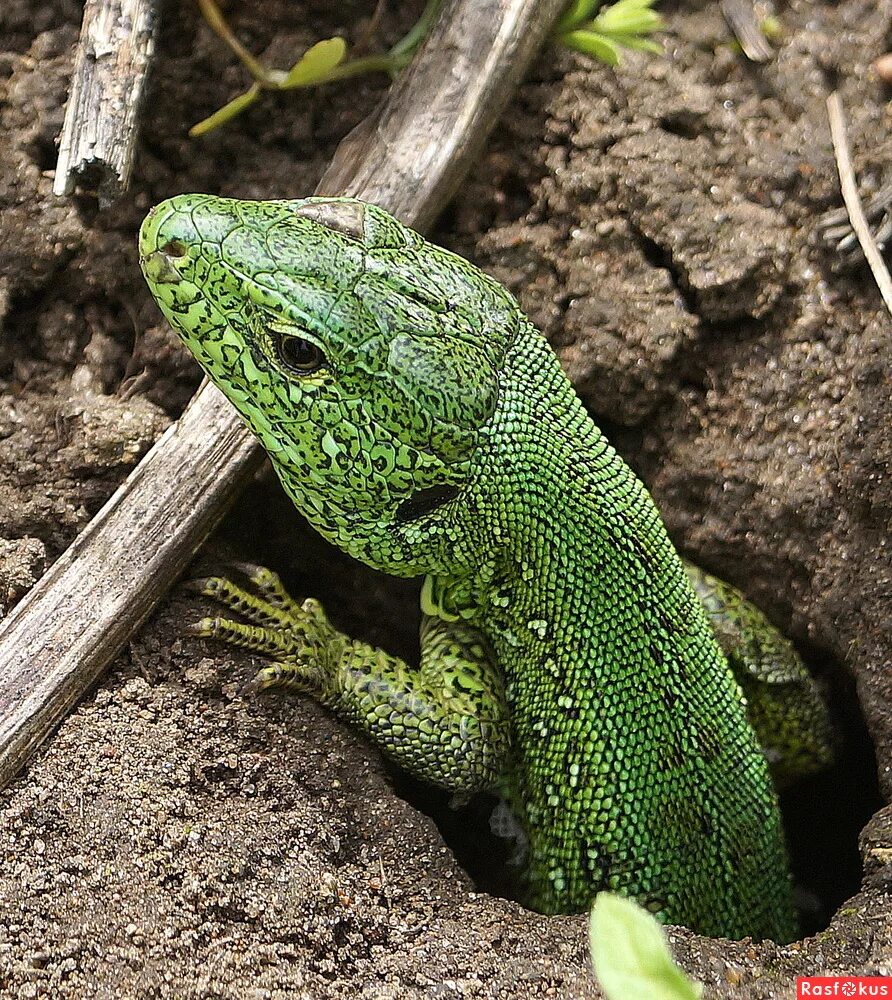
[185,616,218,637]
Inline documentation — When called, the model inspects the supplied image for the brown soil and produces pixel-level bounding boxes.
[1,0,891,997]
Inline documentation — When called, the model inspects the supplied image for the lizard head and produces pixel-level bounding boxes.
[139,194,518,576]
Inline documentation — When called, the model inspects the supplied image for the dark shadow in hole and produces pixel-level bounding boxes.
[28,134,58,174]
[781,653,881,936]
[388,773,520,902]
[659,115,705,142]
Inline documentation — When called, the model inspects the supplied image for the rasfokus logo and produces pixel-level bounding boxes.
[797,978,892,997]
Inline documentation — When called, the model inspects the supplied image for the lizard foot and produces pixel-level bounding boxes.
[185,566,341,697]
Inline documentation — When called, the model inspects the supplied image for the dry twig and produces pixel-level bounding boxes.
[721,0,773,63]
[826,91,892,317]
[54,0,159,204]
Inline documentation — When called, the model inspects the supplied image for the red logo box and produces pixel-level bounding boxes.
[797,979,892,998]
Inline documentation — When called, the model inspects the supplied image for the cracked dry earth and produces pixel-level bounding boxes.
[1,0,891,997]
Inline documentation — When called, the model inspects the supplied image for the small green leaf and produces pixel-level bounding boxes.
[760,14,783,41]
[589,894,703,1000]
[190,82,262,137]
[555,0,605,34]
[604,31,663,53]
[593,0,663,37]
[282,37,347,88]
[560,29,621,65]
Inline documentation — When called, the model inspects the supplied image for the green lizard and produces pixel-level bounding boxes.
[139,194,831,942]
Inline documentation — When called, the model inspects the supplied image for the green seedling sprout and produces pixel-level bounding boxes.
[589,893,703,1000]
[557,0,663,66]
[190,0,443,135]
[191,0,663,135]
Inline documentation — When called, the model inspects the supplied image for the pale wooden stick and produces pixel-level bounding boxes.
[826,91,892,317]
[0,0,567,789]
[720,0,772,63]
[54,0,159,203]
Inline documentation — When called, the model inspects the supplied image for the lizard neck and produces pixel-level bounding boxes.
[471,321,683,649]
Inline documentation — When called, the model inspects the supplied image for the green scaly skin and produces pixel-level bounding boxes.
[139,194,826,942]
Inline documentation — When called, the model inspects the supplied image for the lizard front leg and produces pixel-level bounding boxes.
[189,566,512,796]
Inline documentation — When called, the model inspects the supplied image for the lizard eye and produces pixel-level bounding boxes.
[274,333,326,374]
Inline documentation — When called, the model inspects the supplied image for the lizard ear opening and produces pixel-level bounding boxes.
[395,484,461,523]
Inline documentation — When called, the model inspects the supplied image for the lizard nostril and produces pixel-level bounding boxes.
[159,239,189,258]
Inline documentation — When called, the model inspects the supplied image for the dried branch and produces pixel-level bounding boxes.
[54,0,160,204]
[826,91,892,317]
[0,0,568,789]
[721,0,773,64]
